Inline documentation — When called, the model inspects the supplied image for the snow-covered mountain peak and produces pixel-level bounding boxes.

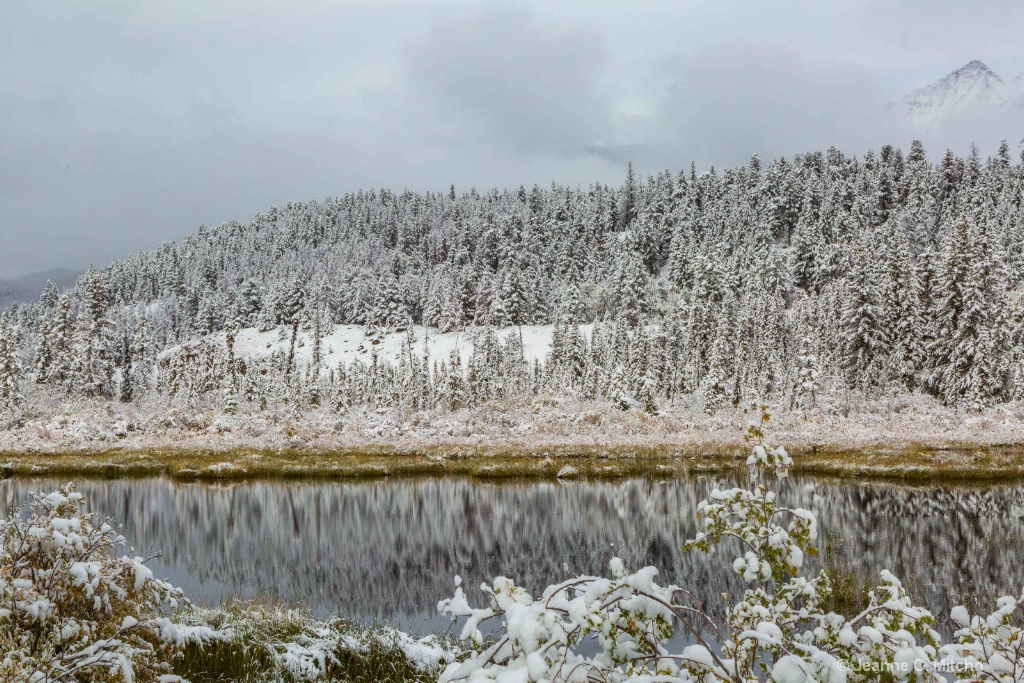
[904,59,1013,131]
[958,60,999,77]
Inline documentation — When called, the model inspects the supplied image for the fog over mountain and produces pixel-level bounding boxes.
[0,268,83,310]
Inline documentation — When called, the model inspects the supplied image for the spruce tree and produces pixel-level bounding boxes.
[611,245,648,327]
[702,312,736,414]
[371,275,410,330]
[936,218,1011,408]
[637,367,659,414]
[839,233,889,391]
[0,317,22,413]
[129,316,152,396]
[792,337,820,409]
[223,321,240,413]
[879,216,923,389]
[70,272,117,398]
[45,295,74,387]
[927,219,972,401]
[118,333,134,403]
[33,317,55,384]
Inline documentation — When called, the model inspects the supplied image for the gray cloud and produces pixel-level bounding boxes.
[0,0,1021,278]
[860,0,1024,71]
[404,5,613,158]
[636,44,911,170]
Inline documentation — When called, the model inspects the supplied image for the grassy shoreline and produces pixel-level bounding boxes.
[4,440,1024,483]
[170,602,457,683]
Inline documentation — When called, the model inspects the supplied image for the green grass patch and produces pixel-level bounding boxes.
[3,442,1024,483]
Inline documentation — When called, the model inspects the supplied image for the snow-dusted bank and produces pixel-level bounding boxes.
[4,412,1024,683]
[5,309,1024,480]
[3,388,1024,481]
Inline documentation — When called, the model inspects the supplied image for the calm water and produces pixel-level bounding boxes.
[2,474,1022,635]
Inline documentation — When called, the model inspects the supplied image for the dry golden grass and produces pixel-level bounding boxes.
[2,441,1024,483]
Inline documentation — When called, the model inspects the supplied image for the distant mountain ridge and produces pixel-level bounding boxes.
[0,268,84,310]
[904,60,1024,131]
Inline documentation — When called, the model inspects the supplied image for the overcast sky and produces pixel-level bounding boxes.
[2,0,1023,278]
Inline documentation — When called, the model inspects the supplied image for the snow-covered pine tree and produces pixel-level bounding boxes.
[879,215,924,390]
[70,272,117,398]
[500,328,530,395]
[129,316,152,397]
[41,294,74,387]
[33,317,55,384]
[0,316,22,413]
[303,275,333,371]
[926,217,1011,407]
[223,321,239,413]
[636,366,659,414]
[118,331,134,402]
[792,336,820,409]
[605,364,634,410]
[558,280,586,324]
[440,348,466,410]
[702,315,735,413]
[526,265,550,324]
[38,280,59,312]
[839,232,889,392]
[234,280,264,328]
[948,218,1011,408]
[490,265,529,327]
[611,243,648,327]
[370,274,409,331]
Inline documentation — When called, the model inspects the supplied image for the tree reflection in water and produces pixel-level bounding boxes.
[2,475,1021,636]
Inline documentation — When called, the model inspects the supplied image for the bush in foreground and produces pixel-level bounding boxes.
[0,487,458,683]
[439,406,1024,683]
[0,485,218,682]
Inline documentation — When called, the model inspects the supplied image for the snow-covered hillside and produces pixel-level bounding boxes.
[8,136,1024,419]
[160,324,590,370]
[903,60,1024,131]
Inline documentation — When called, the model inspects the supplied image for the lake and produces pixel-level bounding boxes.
[2,473,1022,637]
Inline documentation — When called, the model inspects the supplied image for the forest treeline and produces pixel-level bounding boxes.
[2,139,1024,414]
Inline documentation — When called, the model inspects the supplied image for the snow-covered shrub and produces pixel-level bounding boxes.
[438,406,1002,683]
[0,484,215,682]
[942,595,1024,682]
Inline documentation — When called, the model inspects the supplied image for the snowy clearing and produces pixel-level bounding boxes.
[158,323,582,370]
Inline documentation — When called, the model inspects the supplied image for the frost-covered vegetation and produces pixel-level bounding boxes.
[5,389,1024,460]
[3,141,1024,428]
[0,485,217,682]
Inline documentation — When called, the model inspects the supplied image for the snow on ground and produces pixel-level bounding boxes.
[4,387,1024,456]
[159,324,588,370]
